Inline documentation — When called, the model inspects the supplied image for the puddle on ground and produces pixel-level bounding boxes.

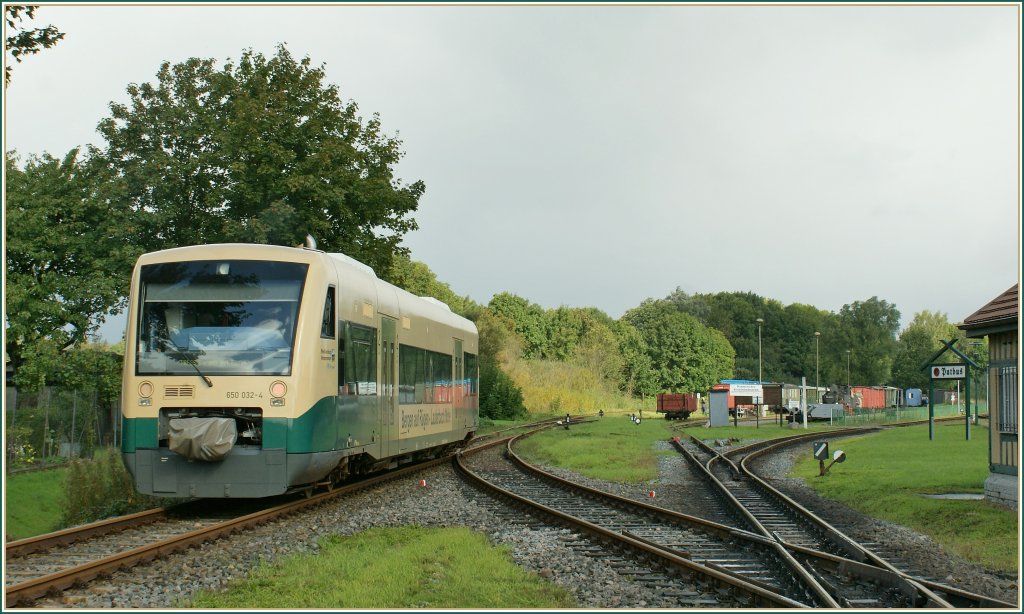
[919,493,985,500]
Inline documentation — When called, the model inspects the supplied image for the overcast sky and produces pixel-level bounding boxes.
[3,3,1020,342]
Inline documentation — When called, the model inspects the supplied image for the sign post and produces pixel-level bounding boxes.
[813,441,829,476]
[931,364,970,440]
[922,339,979,441]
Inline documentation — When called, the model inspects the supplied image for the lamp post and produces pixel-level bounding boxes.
[756,318,764,384]
[845,349,851,387]
[814,331,820,402]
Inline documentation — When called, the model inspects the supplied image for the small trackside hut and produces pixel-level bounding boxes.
[958,283,1018,509]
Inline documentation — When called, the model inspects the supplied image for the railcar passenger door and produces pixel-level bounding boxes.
[453,339,464,415]
[315,287,337,452]
[379,317,397,458]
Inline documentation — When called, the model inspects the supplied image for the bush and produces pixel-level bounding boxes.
[61,448,163,527]
[480,361,526,421]
[6,425,37,466]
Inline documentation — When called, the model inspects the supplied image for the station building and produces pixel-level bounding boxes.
[959,283,1019,509]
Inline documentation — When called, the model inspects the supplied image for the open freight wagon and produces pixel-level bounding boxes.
[656,393,698,420]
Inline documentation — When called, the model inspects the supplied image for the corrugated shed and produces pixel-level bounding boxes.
[961,284,1018,330]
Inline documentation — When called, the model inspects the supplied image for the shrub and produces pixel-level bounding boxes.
[61,448,163,527]
[480,361,526,420]
[6,425,37,466]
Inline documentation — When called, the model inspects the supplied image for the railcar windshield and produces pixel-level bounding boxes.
[136,260,308,376]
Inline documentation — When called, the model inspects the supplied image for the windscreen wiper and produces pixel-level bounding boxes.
[181,357,214,388]
[161,340,214,387]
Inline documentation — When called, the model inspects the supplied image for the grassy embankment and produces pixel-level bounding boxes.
[5,467,68,540]
[190,526,575,608]
[501,347,647,415]
[515,416,1017,573]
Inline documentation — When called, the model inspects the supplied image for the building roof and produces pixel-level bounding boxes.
[959,283,1019,337]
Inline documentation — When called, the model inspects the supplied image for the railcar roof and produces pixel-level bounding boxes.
[135,243,315,263]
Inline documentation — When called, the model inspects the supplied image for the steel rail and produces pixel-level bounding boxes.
[667,437,840,607]
[780,541,1018,609]
[4,451,457,607]
[736,433,1015,608]
[5,508,168,559]
[454,443,808,609]
[702,431,953,607]
[675,430,957,607]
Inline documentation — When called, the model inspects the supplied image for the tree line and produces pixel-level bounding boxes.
[388,257,985,420]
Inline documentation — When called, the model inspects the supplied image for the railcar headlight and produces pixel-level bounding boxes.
[270,381,287,398]
[139,381,154,398]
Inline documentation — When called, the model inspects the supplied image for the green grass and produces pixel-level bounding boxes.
[790,422,1017,571]
[4,468,68,539]
[190,526,576,608]
[515,414,667,482]
[516,414,846,483]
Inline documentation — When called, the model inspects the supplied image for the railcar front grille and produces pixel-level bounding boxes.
[164,385,196,399]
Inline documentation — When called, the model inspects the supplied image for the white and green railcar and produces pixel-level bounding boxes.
[121,243,479,498]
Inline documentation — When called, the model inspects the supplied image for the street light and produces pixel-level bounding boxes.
[845,349,851,387]
[814,331,821,402]
[756,318,764,384]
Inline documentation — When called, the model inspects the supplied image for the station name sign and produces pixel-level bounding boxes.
[729,383,763,395]
[931,364,966,379]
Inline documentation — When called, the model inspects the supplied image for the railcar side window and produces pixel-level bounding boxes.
[341,322,377,395]
[465,352,479,395]
[398,344,455,404]
[321,287,335,339]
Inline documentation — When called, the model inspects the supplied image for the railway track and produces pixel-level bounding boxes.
[458,437,822,608]
[6,417,1014,608]
[3,454,473,607]
[674,427,1016,608]
[2,421,570,608]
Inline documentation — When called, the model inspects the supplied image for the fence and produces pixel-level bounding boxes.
[5,384,122,466]
[826,402,987,427]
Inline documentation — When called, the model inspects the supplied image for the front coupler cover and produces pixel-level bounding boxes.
[168,417,237,461]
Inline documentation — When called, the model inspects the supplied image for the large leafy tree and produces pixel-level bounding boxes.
[487,293,548,359]
[612,321,659,399]
[671,289,791,382]
[96,44,423,274]
[891,311,986,391]
[4,149,139,378]
[622,299,734,393]
[831,297,901,386]
[776,303,832,386]
[5,5,64,86]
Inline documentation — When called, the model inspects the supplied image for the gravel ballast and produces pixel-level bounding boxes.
[35,437,1019,608]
